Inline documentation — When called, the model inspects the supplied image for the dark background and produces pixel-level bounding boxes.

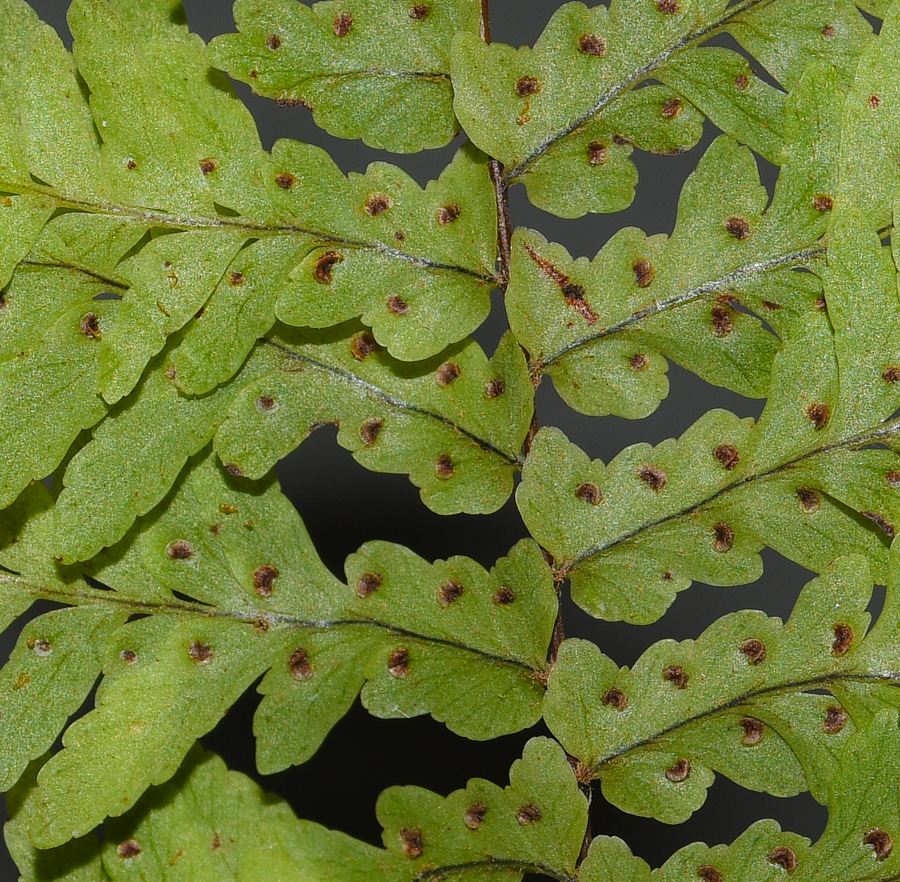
[2,1,831,877]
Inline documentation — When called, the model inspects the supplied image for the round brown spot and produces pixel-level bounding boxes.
[360,417,384,447]
[869,94,883,109]
[485,378,505,398]
[438,579,464,607]
[80,312,102,338]
[822,24,835,38]
[588,141,610,165]
[364,193,393,216]
[762,300,782,310]
[767,846,798,873]
[823,705,848,735]
[389,648,410,678]
[266,33,281,50]
[493,586,515,605]
[399,827,423,858]
[832,623,854,656]
[864,828,893,861]
[31,638,51,657]
[666,759,691,782]
[663,665,689,688]
[387,295,410,315]
[602,686,628,710]
[350,332,378,360]
[739,638,766,664]
[711,304,734,337]
[189,641,212,663]
[199,157,217,175]
[226,463,245,476]
[252,564,279,597]
[713,522,735,552]
[724,216,751,240]
[516,803,541,825]
[228,271,245,287]
[166,539,194,560]
[734,74,750,90]
[887,470,900,488]
[629,353,649,371]
[464,802,487,829]
[633,257,655,287]
[575,482,602,505]
[740,717,764,745]
[797,487,821,513]
[409,4,429,18]
[714,443,740,470]
[289,647,314,680]
[813,194,834,212]
[356,572,382,598]
[638,464,667,491]
[125,158,138,170]
[117,840,142,859]
[515,76,541,97]
[579,33,608,56]
[314,251,343,283]
[656,0,680,11]
[121,649,137,664]
[334,12,353,36]
[435,454,454,480]
[698,867,723,882]
[883,366,900,382]
[256,395,276,412]
[806,402,830,430]
[436,361,461,386]
[436,203,461,225]
[275,171,296,190]
[661,97,683,119]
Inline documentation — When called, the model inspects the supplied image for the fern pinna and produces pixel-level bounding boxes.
[3,0,900,878]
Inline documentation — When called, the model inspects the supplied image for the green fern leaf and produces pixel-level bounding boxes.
[0,452,554,846]
[214,327,531,515]
[451,0,870,217]
[208,0,482,153]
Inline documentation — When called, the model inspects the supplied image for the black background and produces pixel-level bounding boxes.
[2,1,831,877]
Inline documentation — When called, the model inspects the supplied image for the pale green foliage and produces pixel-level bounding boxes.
[7,0,900,877]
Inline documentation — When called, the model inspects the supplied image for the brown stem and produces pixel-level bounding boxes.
[480,0,491,42]
[489,159,512,289]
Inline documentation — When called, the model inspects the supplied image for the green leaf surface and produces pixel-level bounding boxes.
[209,0,482,153]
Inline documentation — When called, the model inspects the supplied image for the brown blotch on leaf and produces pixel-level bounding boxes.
[199,157,217,175]
[439,579,464,607]
[740,717,765,745]
[633,257,656,287]
[713,522,735,552]
[266,33,282,50]
[666,759,691,782]
[806,402,830,430]
[656,0,681,11]
[587,140,610,165]
[356,572,382,597]
[714,442,740,470]
[698,867,724,882]
[516,803,541,825]
[464,802,487,829]
[314,251,343,284]
[664,571,674,581]
[762,300,782,310]
[436,361,461,386]
[630,353,650,371]
[797,487,822,513]
[822,24,835,38]
[768,846,799,873]
[256,395,276,412]
[883,366,900,382]
[663,665,689,688]
[526,242,601,324]
[289,647,314,680]
[210,523,221,536]
[864,828,893,861]
[862,510,896,538]
[275,171,296,190]
[724,215,752,240]
[117,840,142,859]
[661,97,683,119]
[80,312,102,338]
[351,332,378,361]
[189,641,212,663]
[387,295,410,315]
[515,76,541,97]
[435,454,454,480]
[166,539,193,560]
[252,564,279,597]
[493,586,516,605]
[121,649,137,664]
[360,417,384,447]
[711,304,734,337]
[887,470,900,488]
[813,194,834,212]
[225,463,244,477]
[364,193,393,216]
[823,705,848,735]
[602,686,628,710]
[832,623,854,656]
[399,828,423,858]
[575,482,602,505]
[388,648,410,678]
[612,134,632,146]
[814,296,827,311]
[30,638,51,656]
[334,12,353,36]
[579,33,608,56]
[638,464,667,492]
[126,159,138,170]
[734,74,750,91]
[739,638,766,665]
[228,271,245,286]
[409,4,429,18]
[0,293,6,309]
[436,203,461,224]
[485,378,505,398]
[249,69,259,78]
[220,503,238,514]
[870,94,883,109]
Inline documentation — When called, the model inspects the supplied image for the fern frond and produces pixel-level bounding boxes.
[208,0,482,153]
[0,451,555,846]
[451,0,871,217]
